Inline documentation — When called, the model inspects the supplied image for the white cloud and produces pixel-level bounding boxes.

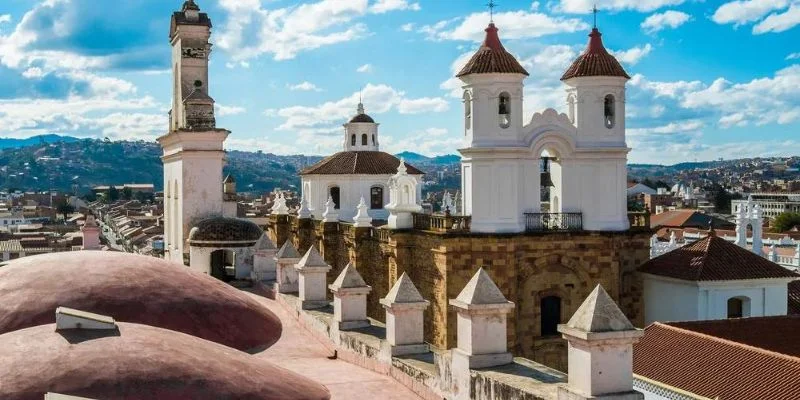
[271,83,449,134]
[382,128,460,156]
[439,51,476,98]
[288,81,322,91]
[628,120,704,136]
[712,0,789,26]
[611,44,653,65]
[400,23,415,31]
[370,0,420,14]
[0,14,11,24]
[558,0,686,13]
[21,67,44,79]
[356,63,373,73]
[421,11,588,42]
[215,104,247,116]
[753,4,800,33]
[787,52,800,60]
[641,10,691,33]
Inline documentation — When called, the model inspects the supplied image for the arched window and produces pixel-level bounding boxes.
[361,134,368,146]
[498,92,510,129]
[604,94,615,129]
[463,91,472,133]
[370,186,384,209]
[727,296,750,318]
[351,134,356,146]
[567,94,576,124]
[329,186,340,209]
[540,296,561,336]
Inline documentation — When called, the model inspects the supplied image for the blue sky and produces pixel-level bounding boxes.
[0,0,798,164]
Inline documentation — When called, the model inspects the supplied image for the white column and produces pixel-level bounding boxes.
[329,262,372,330]
[275,240,301,293]
[295,246,332,310]
[380,272,430,356]
[557,285,644,400]
[449,268,514,368]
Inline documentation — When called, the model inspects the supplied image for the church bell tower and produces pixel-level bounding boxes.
[158,0,229,264]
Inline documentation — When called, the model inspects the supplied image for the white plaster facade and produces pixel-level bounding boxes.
[459,28,629,233]
[189,245,255,280]
[643,274,792,324]
[301,104,423,222]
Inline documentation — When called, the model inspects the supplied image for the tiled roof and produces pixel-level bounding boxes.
[561,28,630,80]
[638,235,800,281]
[650,210,734,229]
[789,280,800,315]
[634,322,800,400]
[300,151,424,176]
[670,316,800,357]
[456,23,529,77]
[349,113,375,123]
[188,217,263,245]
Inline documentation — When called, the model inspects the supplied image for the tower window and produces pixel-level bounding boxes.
[362,134,368,146]
[540,295,561,336]
[194,80,203,88]
[604,94,615,129]
[370,186,384,209]
[498,92,510,129]
[351,134,356,146]
[329,186,340,209]
[372,134,376,144]
[567,94,576,124]
[463,91,472,133]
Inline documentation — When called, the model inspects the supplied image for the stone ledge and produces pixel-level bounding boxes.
[270,290,570,400]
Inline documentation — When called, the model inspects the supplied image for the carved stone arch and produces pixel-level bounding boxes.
[527,131,576,160]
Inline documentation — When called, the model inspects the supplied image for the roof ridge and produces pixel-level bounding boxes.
[352,152,358,174]
[655,322,800,363]
[696,235,713,280]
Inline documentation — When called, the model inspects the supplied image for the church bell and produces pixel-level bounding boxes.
[540,157,555,187]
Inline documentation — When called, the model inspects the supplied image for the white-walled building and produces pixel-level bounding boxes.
[457,23,631,233]
[640,234,799,324]
[300,103,424,222]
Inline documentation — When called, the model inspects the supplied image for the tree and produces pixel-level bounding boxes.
[772,212,800,232]
[121,186,133,200]
[55,201,75,221]
[107,185,120,202]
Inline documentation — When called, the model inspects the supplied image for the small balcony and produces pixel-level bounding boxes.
[412,213,471,233]
[524,212,583,233]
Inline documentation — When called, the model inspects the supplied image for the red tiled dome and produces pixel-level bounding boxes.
[561,28,630,81]
[0,251,281,351]
[0,322,330,400]
[456,23,529,77]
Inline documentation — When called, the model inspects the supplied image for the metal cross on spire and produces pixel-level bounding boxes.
[592,4,598,29]
[487,0,497,23]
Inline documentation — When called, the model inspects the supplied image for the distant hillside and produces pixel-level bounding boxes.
[396,151,460,165]
[0,134,80,149]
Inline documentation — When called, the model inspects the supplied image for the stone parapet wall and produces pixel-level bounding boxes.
[267,216,650,371]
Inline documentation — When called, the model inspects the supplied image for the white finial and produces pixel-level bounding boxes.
[669,231,676,245]
[322,195,339,223]
[353,197,372,227]
[298,196,312,219]
[397,158,407,174]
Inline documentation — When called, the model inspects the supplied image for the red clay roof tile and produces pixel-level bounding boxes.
[456,23,528,77]
[300,151,423,176]
[561,28,630,81]
[638,235,799,281]
[634,322,800,400]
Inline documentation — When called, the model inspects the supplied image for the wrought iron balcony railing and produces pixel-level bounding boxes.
[524,212,583,232]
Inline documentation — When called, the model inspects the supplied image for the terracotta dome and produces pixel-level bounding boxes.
[0,251,281,350]
[0,322,330,400]
[188,216,263,246]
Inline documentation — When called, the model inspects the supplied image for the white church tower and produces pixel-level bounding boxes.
[343,101,379,151]
[458,20,631,233]
[158,0,229,263]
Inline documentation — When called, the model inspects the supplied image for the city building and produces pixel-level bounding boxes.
[732,193,800,220]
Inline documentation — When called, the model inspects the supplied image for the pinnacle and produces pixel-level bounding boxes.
[565,285,634,333]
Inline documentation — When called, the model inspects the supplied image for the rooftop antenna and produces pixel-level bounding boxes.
[487,0,496,23]
[592,4,598,29]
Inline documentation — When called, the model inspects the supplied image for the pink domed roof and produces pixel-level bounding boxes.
[0,251,281,351]
[0,322,330,400]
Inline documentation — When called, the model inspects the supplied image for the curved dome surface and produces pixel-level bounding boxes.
[0,322,330,400]
[0,251,281,350]
[188,216,263,245]
[349,113,375,123]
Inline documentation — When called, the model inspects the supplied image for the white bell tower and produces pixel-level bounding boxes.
[343,101,379,151]
[159,0,229,264]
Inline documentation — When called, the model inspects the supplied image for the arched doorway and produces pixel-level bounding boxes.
[210,249,235,282]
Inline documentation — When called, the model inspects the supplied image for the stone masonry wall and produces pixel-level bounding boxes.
[268,216,650,371]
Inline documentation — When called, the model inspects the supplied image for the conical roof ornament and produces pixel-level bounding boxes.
[296,246,329,270]
[330,262,368,290]
[565,285,635,333]
[383,272,426,304]
[397,157,408,174]
[455,268,508,305]
[276,240,301,259]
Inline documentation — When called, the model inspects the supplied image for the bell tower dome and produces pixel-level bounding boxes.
[561,27,629,147]
[343,101,379,151]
